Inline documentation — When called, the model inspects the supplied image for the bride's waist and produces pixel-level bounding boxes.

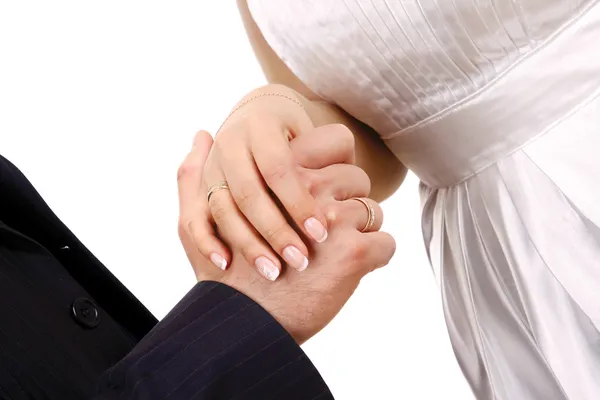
[382,4,600,188]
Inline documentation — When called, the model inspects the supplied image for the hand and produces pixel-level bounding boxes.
[186,85,349,280]
[178,129,396,344]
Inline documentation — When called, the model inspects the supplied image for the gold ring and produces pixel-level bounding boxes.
[207,181,230,202]
[351,197,376,232]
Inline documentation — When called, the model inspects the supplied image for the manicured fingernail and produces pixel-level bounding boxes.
[210,253,227,271]
[255,256,280,281]
[304,217,328,243]
[283,246,309,272]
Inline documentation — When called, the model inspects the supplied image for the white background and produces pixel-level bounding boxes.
[0,2,473,399]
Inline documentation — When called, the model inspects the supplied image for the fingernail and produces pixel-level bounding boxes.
[283,246,309,272]
[304,217,328,243]
[255,256,280,281]
[210,253,227,271]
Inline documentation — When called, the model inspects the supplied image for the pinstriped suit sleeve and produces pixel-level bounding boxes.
[93,281,333,400]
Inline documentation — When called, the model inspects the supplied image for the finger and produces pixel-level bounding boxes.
[206,164,283,281]
[177,131,230,272]
[177,131,214,208]
[216,143,311,273]
[290,124,356,169]
[325,198,384,232]
[361,231,397,272]
[346,231,397,276]
[179,217,226,282]
[300,163,371,201]
[251,130,329,244]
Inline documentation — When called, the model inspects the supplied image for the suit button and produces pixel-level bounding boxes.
[71,298,100,329]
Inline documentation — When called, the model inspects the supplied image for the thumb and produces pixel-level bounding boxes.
[192,130,214,164]
[177,130,214,209]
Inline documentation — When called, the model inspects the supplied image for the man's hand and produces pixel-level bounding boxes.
[178,125,396,344]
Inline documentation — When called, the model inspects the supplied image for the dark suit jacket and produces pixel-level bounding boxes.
[0,154,332,400]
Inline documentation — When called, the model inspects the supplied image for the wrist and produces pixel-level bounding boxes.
[218,84,311,134]
[247,83,307,105]
[217,274,307,344]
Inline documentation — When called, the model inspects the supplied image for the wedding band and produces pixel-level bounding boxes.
[207,181,230,202]
[351,197,376,233]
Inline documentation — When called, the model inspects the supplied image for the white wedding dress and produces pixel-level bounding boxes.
[249,1,600,399]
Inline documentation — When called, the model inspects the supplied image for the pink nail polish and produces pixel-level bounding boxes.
[210,253,227,271]
[255,256,280,281]
[283,246,309,272]
[304,217,328,243]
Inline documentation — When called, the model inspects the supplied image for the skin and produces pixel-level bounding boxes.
[189,1,406,281]
[178,129,396,344]
[237,0,407,201]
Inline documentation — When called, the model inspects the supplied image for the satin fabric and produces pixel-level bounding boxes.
[249,1,600,399]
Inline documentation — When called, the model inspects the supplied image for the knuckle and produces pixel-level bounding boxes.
[263,159,293,184]
[358,168,372,191]
[209,197,228,222]
[339,126,355,151]
[349,166,371,193]
[331,124,355,157]
[178,218,207,251]
[234,183,260,210]
[297,168,312,189]
[350,240,369,262]
[263,221,289,245]
[176,162,195,181]
[333,167,372,199]
[339,235,369,269]
[178,219,206,254]
[303,170,326,196]
[239,241,262,263]
[383,234,397,257]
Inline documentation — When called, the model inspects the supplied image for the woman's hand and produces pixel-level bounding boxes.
[178,124,378,290]
[179,85,357,281]
[178,125,392,345]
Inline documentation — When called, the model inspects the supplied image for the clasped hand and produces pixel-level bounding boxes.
[177,91,396,343]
